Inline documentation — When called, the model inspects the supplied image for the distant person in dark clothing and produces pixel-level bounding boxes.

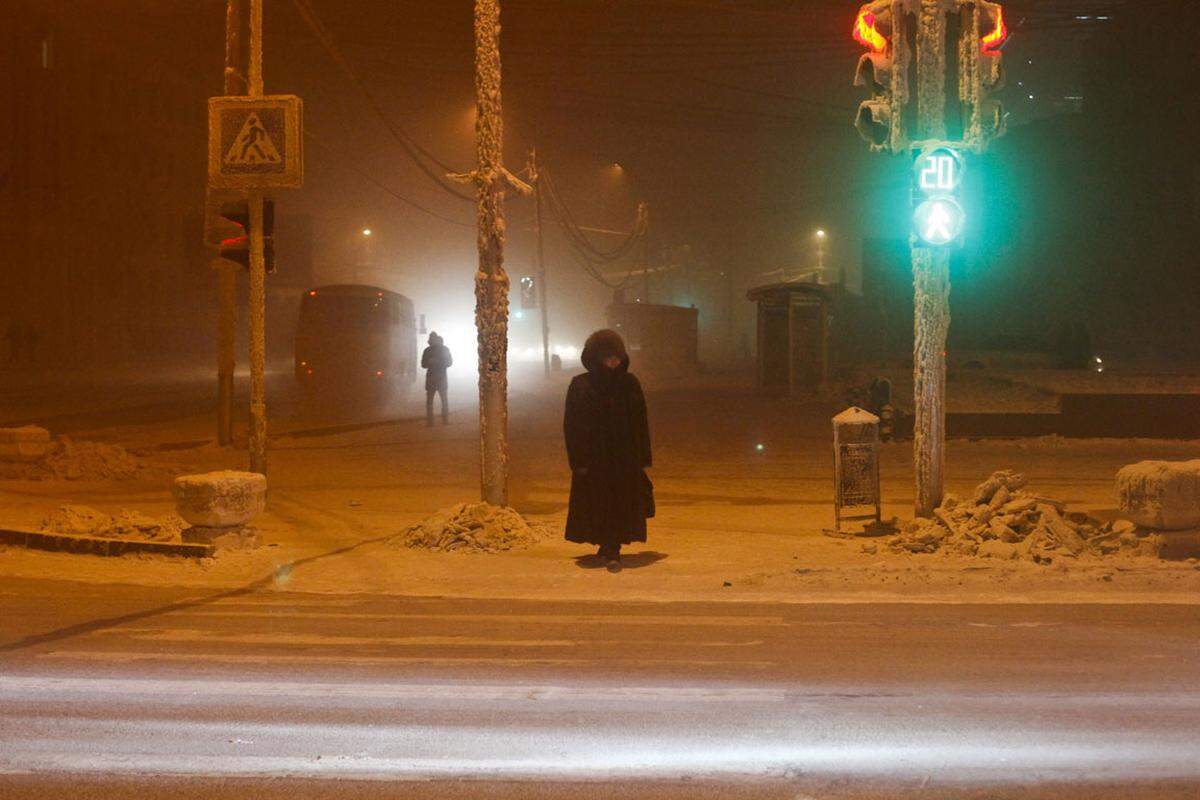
[421,332,453,426]
[563,329,654,572]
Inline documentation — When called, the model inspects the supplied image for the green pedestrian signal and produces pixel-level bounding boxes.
[913,197,965,247]
[911,145,965,248]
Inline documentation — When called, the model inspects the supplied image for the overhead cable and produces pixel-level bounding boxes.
[305,133,474,228]
[288,0,475,204]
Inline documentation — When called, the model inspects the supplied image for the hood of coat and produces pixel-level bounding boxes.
[427,332,443,347]
[581,329,630,374]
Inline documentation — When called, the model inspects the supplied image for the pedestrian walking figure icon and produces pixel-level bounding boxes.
[225,113,282,165]
[208,95,302,189]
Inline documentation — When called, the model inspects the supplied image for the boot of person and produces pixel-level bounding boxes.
[601,544,622,572]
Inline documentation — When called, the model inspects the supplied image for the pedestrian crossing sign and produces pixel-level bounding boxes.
[208,95,303,190]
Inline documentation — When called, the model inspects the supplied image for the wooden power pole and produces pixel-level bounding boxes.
[529,148,551,378]
[472,0,511,506]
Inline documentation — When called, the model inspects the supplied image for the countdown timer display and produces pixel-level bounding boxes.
[913,146,963,194]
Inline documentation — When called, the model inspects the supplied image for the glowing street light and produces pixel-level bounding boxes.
[815,229,828,282]
[361,228,372,237]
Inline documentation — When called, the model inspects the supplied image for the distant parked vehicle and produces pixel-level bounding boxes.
[295,284,417,401]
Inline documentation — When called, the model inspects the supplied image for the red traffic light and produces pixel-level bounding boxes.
[981,5,1008,56]
[217,200,276,273]
[853,7,888,53]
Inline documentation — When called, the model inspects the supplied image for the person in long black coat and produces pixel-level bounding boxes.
[564,329,653,571]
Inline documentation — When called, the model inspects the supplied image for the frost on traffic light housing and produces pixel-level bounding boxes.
[214,199,276,273]
[966,1,1009,150]
[911,145,965,248]
[852,0,1008,154]
[852,0,910,153]
[519,275,537,310]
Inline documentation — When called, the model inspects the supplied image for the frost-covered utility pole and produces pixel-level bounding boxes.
[466,0,529,505]
[528,148,551,378]
[216,0,247,447]
[911,0,951,517]
[246,0,268,475]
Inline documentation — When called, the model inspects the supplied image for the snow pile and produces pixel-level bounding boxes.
[42,436,148,480]
[393,503,548,553]
[0,436,165,481]
[1116,460,1200,530]
[888,470,1142,563]
[40,504,187,542]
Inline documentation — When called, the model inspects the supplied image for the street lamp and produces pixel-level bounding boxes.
[357,227,374,283]
[815,229,828,282]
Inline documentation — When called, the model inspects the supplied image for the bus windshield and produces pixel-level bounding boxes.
[301,294,398,331]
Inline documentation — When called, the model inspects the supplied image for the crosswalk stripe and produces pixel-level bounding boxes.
[0,675,790,702]
[166,610,788,627]
[34,650,775,668]
[93,629,765,648]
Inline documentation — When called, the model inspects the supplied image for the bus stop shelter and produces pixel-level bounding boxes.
[746,282,831,396]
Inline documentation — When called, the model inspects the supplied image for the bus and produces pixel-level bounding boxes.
[295,284,417,400]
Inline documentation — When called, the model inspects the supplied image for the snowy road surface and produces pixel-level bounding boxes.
[0,579,1197,798]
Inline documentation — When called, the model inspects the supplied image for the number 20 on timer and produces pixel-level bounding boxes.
[916,147,963,193]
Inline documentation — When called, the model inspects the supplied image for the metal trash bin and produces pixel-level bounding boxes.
[833,407,881,532]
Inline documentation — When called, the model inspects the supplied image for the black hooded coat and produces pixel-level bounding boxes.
[421,333,452,392]
[564,330,654,546]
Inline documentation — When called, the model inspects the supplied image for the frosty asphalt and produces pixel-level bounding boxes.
[0,579,1197,797]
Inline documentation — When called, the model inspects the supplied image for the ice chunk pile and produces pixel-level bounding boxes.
[393,502,548,553]
[888,470,1143,563]
[40,504,186,542]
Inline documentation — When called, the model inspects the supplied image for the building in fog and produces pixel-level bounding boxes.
[0,2,244,368]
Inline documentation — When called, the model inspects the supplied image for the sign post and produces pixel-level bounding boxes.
[206,0,302,475]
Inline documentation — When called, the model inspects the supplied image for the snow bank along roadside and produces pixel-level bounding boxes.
[0,428,171,481]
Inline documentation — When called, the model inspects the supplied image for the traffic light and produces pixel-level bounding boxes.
[911,145,966,247]
[852,1,910,153]
[519,275,537,310]
[969,1,1008,149]
[216,199,275,273]
[852,1,1007,154]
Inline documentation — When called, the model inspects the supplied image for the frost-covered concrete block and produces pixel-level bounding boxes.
[0,426,51,462]
[182,525,262,551]
[172,471,266,528]
[1116,460,1200,530]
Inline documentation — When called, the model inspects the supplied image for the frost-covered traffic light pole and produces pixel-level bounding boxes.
[852,0,1007,516]
[207,0,304,474]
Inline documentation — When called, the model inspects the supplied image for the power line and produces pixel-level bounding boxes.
[542,169,646,264]
[305,133,474,228]
[287,0,475,204]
